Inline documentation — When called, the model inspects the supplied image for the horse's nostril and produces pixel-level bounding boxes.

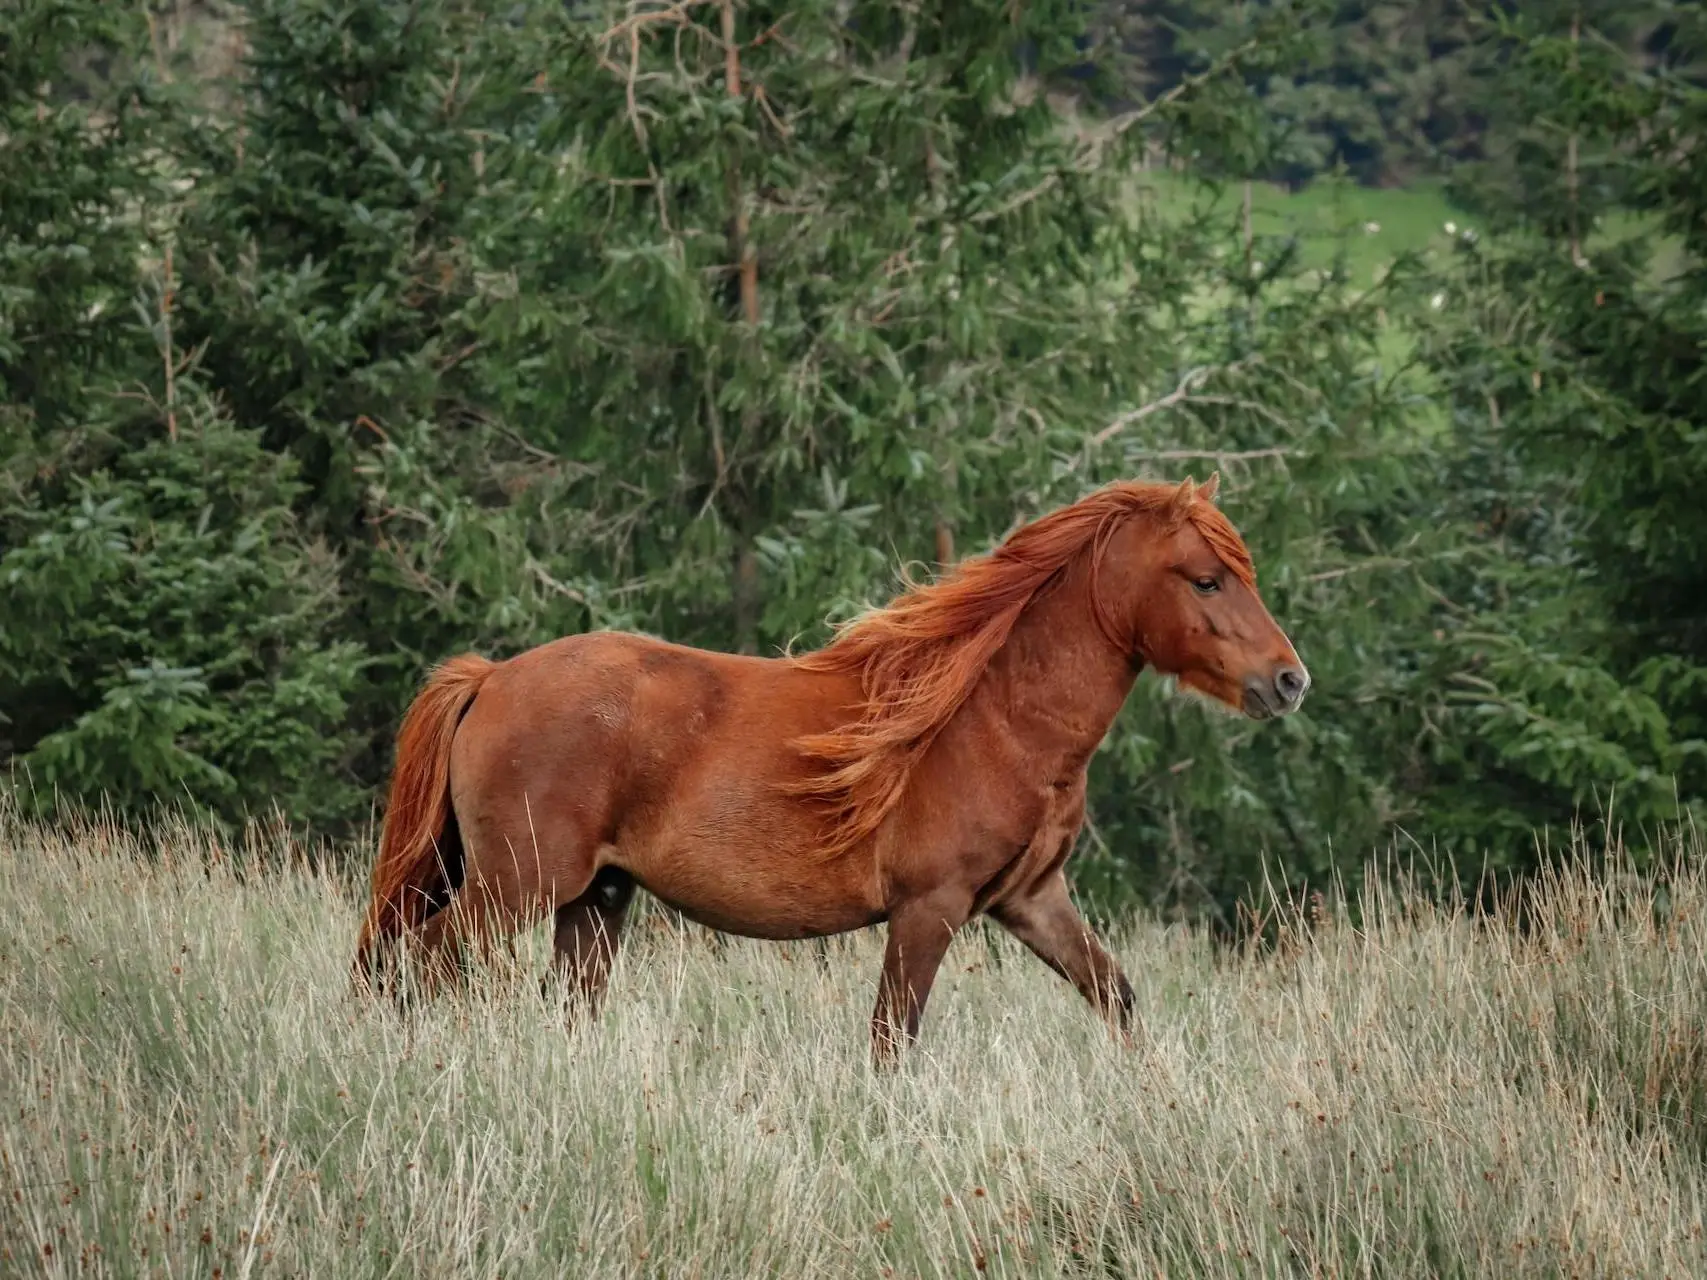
[1275,665,1309,704]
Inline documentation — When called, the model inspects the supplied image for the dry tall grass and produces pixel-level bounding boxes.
[3,808,1705,1278]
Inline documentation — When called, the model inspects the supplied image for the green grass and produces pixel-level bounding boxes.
[1254,179,1464,277]
[1130,171,1688,294]
[4,808,1707,1277]
[1126,172,1469,287]
[1116,173,1462,436]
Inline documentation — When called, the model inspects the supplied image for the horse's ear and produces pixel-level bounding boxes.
[1168,476,1197,522]
[1199,471,1221,503]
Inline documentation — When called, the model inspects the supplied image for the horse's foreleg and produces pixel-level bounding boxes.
[871,890,972,1068]
[551,867,635,1017]
[991,872,1136,1042]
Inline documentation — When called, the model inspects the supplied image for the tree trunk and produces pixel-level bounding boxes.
[1567,11,1584,267]
[732,540,760,655]
[721,0,761,652]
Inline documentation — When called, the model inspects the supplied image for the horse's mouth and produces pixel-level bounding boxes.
[1241,687,1281,720]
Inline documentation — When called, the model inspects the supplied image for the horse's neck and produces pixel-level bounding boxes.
[977,561,1138,768]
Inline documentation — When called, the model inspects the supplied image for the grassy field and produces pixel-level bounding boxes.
[1115,172,1465,435]
[1130,173,1467,286]
[4,810,1707,1278]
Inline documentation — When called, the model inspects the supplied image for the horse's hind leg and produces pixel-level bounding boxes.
[408,874,511,996]
[551,867,636,1016]
[410,816,600,996]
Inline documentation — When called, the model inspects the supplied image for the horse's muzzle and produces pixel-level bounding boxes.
[1242,664,1310,719]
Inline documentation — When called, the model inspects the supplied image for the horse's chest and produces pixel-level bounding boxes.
[975,780,1086,911]
[1029,783,1086,864]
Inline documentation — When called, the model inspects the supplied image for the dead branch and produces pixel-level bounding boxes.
[530,562,587,604]
[1095,37,1263,147]
[1305,557,1414,584]
[1090,366,1219,445]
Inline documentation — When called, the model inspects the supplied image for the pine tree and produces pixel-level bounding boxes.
[0,2,164,459]
[169,0,592,790]
[1,380,364,827]
[1420,3,1707,857]
[477,0,1183,655]
[1,0,361,827]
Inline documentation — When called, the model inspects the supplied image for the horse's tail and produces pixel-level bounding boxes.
[352,653,495,983]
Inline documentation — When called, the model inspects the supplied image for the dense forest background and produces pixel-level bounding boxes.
[3,0,1704,922]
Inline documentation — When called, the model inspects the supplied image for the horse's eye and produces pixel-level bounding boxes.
[1192,576,1220,595]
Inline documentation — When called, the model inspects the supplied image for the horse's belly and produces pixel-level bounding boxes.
[615,819,885,941]
[635,864,885,941]
[611,731,884,938]
[650,887,885,941]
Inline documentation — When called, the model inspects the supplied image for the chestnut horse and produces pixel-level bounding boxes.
[353,475,1309,1062]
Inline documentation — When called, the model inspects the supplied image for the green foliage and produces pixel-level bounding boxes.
[0,0,362,828]
[1,390,363,826]
[1094,1,1680,192]
[1095,0,1473,185]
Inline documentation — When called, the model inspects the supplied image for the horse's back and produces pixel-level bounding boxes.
[446,629,853,839]
[450,631,725,788]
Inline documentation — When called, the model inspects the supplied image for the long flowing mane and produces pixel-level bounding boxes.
[789,479,1255,857]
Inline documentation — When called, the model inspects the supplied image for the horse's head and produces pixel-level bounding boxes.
[1101,475,1309,720]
